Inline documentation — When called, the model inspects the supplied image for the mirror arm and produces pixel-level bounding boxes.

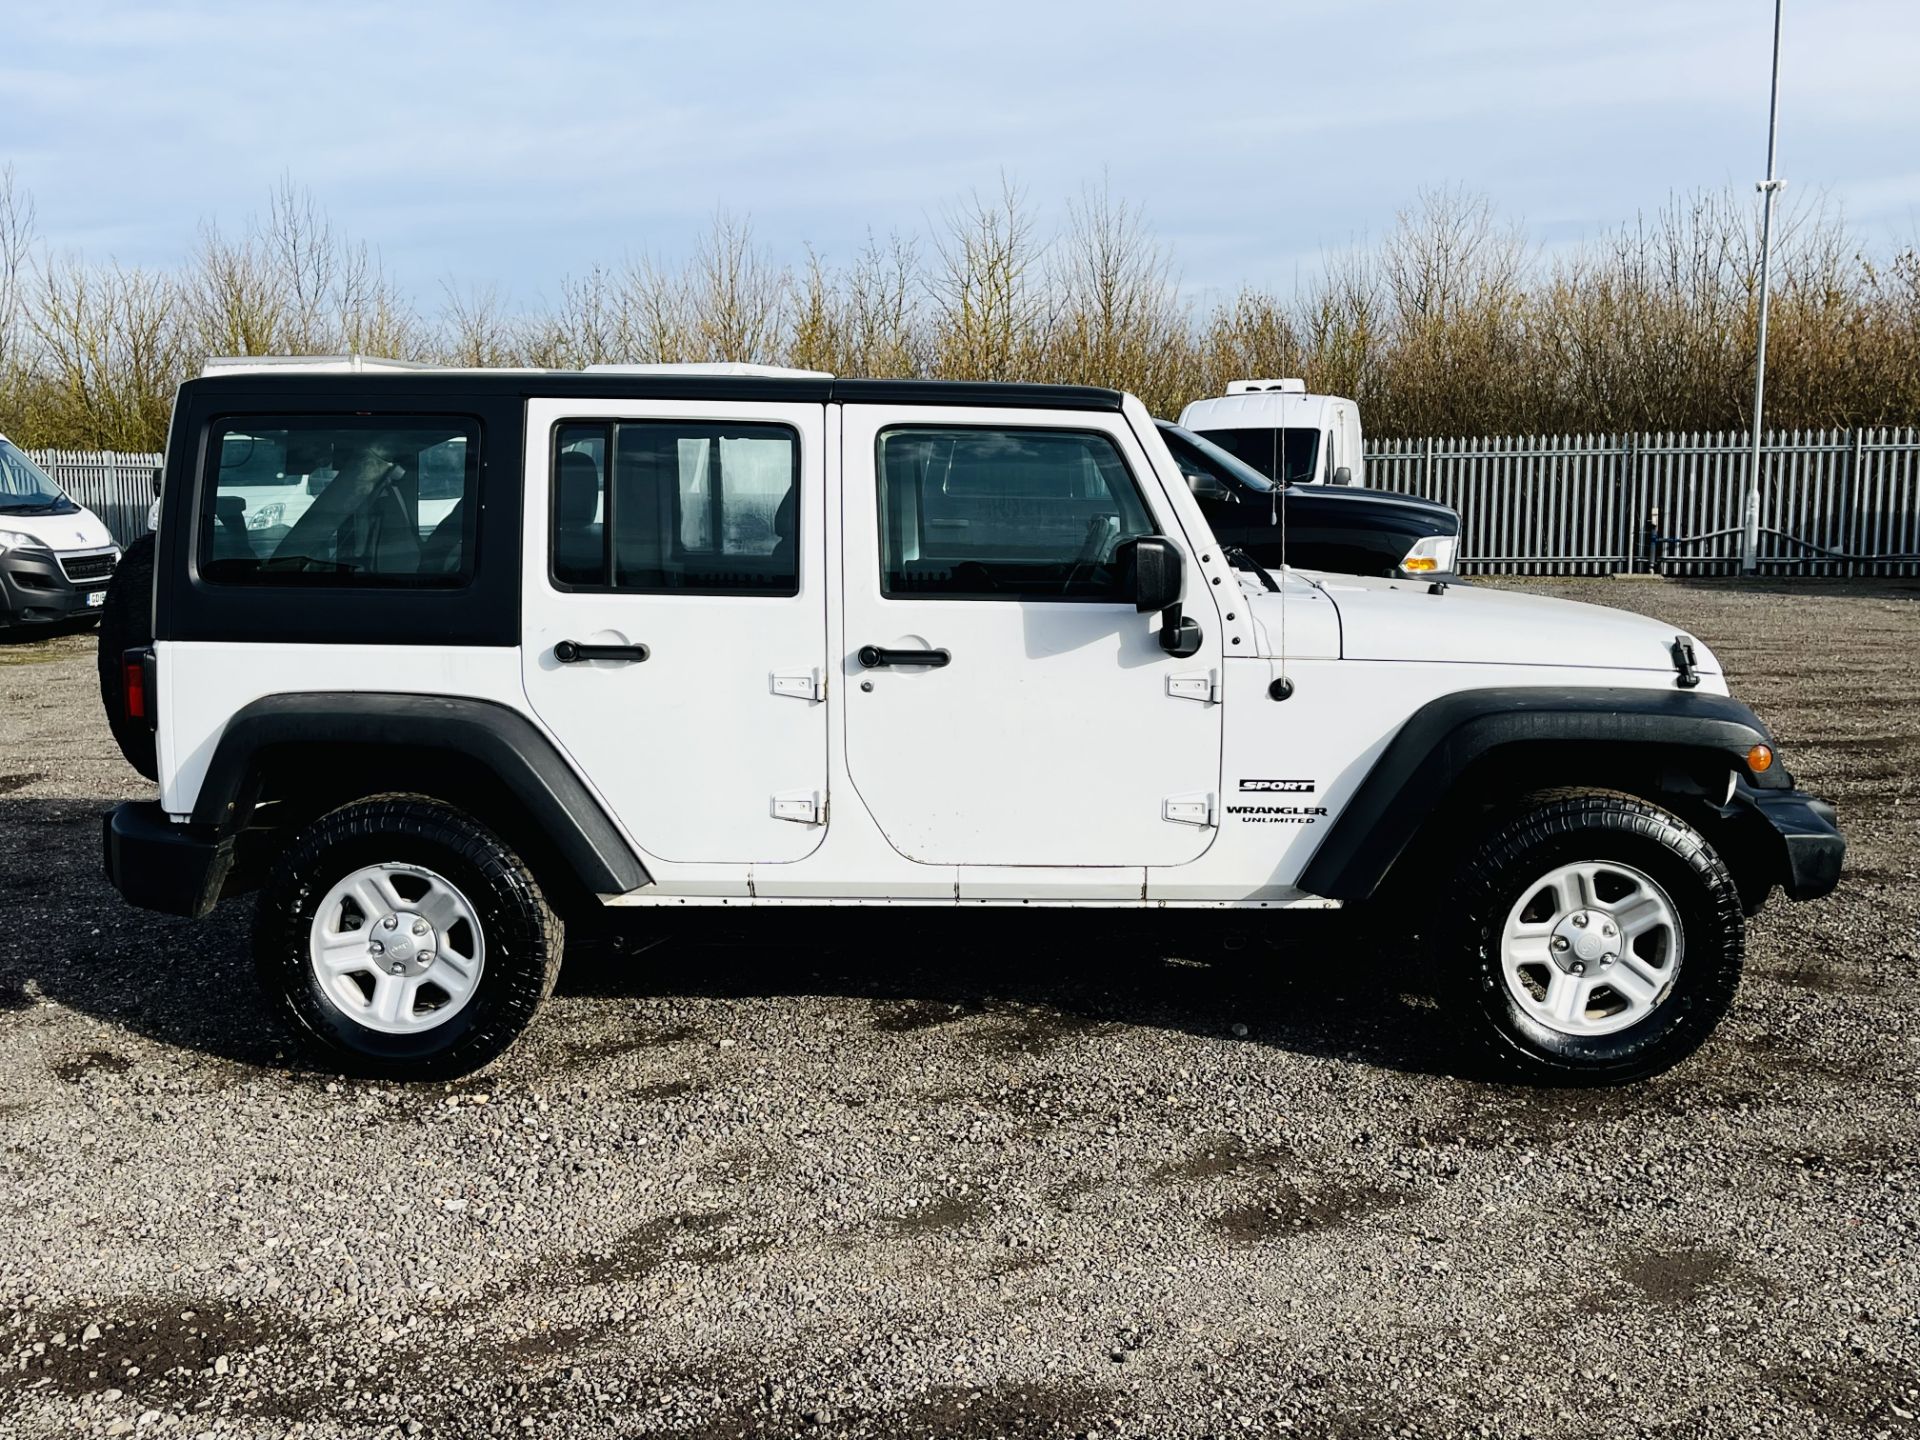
[1159,605,1203,658]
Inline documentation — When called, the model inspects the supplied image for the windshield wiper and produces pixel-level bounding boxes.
[1222,545,1280,593]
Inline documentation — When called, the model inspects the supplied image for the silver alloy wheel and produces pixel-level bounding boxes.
[1499,859,1683,1038]
[308,862,486,1035]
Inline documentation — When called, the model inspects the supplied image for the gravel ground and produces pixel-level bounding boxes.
[1,580,1915,1440]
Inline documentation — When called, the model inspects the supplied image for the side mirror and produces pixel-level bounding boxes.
[1330,465,1353,487]
[150,467,163,498]
[1117,536,1203,658]
[1183,470,1231,503]
[1119,535,1183,614]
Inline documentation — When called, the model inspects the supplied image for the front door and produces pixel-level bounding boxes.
[520,399,828,867]
[839,405,1223,868]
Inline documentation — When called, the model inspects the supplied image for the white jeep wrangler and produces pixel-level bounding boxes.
[100,360,1844,1083]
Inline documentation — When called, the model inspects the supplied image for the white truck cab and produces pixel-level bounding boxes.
[1178,379,1364,488]
[98,361,1841,1084]
[0,434,122,631]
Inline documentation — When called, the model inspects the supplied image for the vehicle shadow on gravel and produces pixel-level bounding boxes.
[0,796,296,1074]
[4,791,1460,1081]
[555,908,1463,1080]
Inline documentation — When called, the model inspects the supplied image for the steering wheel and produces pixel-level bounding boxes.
[1063,513,1122,597]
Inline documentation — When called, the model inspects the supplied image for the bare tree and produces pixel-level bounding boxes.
[28,253,185,450]
[439,282,520,367]
[0,165,35,383]
[786,231,925,376]
[1047,182,1191,413]
[185,220,288,360]
[929,179,1049,381]
[618,254,696,363]
[8,172,1920,451]
[688,210,786,363]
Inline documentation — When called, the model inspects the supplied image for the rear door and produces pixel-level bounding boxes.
[519,399,828,866]
[838,404,1223,868]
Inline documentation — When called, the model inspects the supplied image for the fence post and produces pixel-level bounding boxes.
[1847,428,1864,579]
[1615,433,1635,575]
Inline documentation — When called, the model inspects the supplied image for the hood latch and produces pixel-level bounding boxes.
[1670,635,1701,689]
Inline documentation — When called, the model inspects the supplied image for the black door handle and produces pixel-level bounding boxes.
[555,640,651,664]
[857,645,950,669]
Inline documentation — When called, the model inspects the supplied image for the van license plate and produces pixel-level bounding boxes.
[86,590,106,607]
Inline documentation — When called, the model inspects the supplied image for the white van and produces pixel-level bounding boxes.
[0,434,121,631]
[1177,379,1365,488]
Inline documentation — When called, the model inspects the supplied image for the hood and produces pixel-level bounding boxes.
[1280,484,1457,535]
[1306,573,1722,677]
[0,505,116,553]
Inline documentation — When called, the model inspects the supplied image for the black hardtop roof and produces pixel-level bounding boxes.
[180,371,1127,412]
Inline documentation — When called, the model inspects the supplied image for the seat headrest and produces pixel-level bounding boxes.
[773,487,797,541]
[556,452,601,525]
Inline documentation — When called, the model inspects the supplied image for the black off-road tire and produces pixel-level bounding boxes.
[254,795,562,1079]
[1443,789,1744,1085]
[96,531,158,780]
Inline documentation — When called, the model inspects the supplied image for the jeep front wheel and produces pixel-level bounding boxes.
[1444,790,1744,1085]
[254,796,562,1078]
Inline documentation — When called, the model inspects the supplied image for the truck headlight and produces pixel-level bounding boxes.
[1399,535,1458,576]
[246,502,284,531]
[0,529,35,556]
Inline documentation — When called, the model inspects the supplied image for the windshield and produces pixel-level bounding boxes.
[1157,423,1275,494]
[0,438,78,515]
[1199,426,1320,485]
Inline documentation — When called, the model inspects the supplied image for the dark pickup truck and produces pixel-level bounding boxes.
[1157,420,1461,581]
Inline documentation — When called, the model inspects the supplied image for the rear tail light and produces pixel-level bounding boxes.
[122,648,154,725]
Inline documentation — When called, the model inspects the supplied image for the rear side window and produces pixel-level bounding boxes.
[550,420,799,594]
[877,426,1153,600]
[199,416,477,585]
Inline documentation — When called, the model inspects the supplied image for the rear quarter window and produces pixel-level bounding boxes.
[199,416,478,586]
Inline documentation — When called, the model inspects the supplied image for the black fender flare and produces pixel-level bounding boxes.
[191,692,650,896]
[1297,686,1781,901]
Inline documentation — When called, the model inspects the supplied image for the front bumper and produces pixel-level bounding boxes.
[0,547,115,626]
[1733,780,1845,901]
[102,801,236,920]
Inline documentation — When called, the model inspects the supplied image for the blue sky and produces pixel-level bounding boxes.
[5,1,1918,309]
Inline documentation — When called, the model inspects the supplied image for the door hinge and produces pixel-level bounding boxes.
[771,669,824,701]
[1166,672,1218,704]
[1163,793,1215,827]
[771,790,825,825]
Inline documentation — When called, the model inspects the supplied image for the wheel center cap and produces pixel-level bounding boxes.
[376,912,436,975]
[1550,910,1619,973]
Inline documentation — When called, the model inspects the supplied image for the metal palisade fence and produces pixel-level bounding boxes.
[28,428,1920,577]
[28,449,162,549]
[1366,428,1920,577]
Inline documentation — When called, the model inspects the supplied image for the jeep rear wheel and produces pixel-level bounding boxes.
[255,795,562,1078]
[1444,789,1744,1085]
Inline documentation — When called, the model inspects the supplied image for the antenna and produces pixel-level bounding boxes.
[1274,405,1289,697]
[1273,484,1290,696]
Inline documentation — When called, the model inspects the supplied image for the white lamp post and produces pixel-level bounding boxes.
[1741,0,1785,573]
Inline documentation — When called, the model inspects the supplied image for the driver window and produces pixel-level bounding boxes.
[199,416,477,585]
[877,426,1154,600]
